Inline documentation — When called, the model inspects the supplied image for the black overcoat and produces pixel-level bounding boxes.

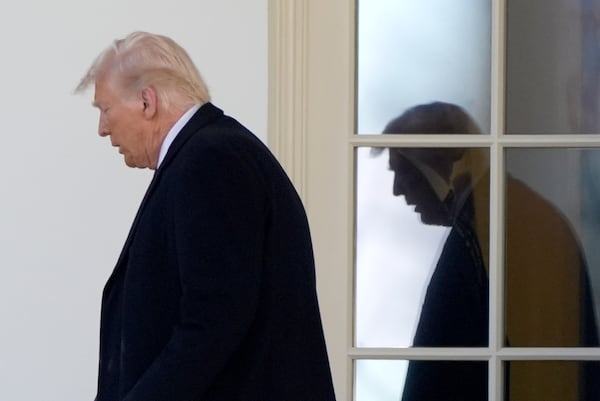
[95,103,336,401]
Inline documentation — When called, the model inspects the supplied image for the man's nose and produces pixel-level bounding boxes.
[98,122,109,137]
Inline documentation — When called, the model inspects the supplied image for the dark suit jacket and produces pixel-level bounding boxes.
[95,103,336,401]
[400,213,488,401]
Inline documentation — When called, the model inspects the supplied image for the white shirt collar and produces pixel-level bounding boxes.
[157,104,201,169]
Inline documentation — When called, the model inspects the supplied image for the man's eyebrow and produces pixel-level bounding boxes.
[91,100,100,108]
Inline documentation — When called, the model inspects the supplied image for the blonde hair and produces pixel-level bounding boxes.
[76,31,210,111]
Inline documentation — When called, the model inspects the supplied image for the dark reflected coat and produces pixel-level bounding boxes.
[401,174,599,401]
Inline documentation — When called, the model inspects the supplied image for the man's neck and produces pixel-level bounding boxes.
[154,104,202,169]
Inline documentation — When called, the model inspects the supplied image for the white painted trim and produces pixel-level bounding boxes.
[268,0,309,199]
[269,1,354,399]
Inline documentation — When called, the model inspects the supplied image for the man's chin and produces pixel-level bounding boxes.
[420,213,451,227]
[123,155,138,168]
[123,156,150,169]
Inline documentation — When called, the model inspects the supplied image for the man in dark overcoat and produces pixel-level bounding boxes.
[76,31,335,401]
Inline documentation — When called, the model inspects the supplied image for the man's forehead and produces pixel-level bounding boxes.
[92,80,110,107]
[92,94,102,109]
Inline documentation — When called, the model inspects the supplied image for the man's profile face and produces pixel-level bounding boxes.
[93,80,153,168]
[389,149,451,226]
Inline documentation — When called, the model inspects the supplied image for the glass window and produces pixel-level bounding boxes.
[356,0,491,135]
[356,145,490,347]
[355,359,488,401]
[348,1,600,400]
[505,360,600,400]
[505,148,600,346]
[505,0,600,134]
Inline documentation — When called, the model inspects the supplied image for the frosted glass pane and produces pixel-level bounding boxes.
[356,145,489,347]
[506,0,600,134]
[357,0,491,134]
[355,360,488,401]
[506,361,600,400]
[505,148,600,347]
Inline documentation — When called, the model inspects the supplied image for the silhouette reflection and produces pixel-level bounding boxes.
[375,102,599,401]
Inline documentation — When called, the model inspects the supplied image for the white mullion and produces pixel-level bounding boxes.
[500,135,600,147]
[350,134,600,149]
[491,0,505,141]
[349,347,491,360]
[348,0,358,398]
[490,140,504,401]
[492,355,504,401]
[497,347,600,360]
[490,0,505,309]
[490,0,506,399]
[348,346,600,360]
[350,134,493,148]
[348,143,357,400]
[491,0,506,399]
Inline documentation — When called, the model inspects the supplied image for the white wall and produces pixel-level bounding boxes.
[0,1,267,400]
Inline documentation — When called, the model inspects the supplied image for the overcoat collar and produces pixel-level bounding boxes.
[156,102,224,175]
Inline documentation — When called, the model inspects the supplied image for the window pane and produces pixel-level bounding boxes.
[505,148,600,346]
[505,0,600,134]
[355,146,489,347]
[355,359,488,401]
[356,0,491,134]
[506,361,600,401]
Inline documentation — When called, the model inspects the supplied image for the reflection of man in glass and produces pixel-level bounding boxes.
[382,102,599,401]
[382,102,488,401]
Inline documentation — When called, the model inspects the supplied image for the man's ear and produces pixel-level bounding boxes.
[141,86,158,119]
